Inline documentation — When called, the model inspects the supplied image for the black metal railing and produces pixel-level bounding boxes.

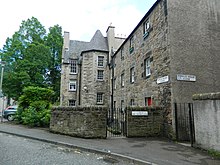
[107,108,126,137]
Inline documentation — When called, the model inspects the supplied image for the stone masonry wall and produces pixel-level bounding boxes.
[113,0,169,108]
[112,0,171,137]
[81,51,109,107]
[192,92,220,152]
[50,106,107,138]
[126,107,164,137]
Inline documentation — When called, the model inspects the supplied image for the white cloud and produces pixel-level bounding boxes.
[0,0,156,48]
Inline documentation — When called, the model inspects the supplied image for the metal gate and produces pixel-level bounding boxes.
[107,108,127,138]
[174,103,195,146]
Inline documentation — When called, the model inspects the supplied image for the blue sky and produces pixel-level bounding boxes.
[0,0,157,49]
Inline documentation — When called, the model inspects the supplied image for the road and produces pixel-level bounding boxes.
[0,133,134,165]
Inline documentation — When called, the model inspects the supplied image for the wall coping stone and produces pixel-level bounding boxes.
[51,106,107,111]
[192,92,220,100]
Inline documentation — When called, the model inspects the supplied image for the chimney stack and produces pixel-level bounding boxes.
[64,31,70,50]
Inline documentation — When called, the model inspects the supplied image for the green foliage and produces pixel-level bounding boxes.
[1,17,63,101]
[18,106,51,127]
[45,25,63,100]
[18,86,54,108]
[207,149,220,159]
[16,86,54,127]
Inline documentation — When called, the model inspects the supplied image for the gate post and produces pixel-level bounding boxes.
[188,103,195,147]
[174,103,179,141]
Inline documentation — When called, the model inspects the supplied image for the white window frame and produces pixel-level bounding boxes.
[97,56,104,67]
[69,100,76,106]
[144,19,150,34]
[130,67,135,83]
[145,57,151,77]
[121,73,124,87]
[69,80,77,91]
[130,99,135,106]
[114,77,117,89]
[97,93,104,104]
[97,70,104,80]
[70,59,77,74]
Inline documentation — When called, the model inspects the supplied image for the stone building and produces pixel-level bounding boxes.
[110,0,220,137]
[60,27,125,107]
[60,0,220,137]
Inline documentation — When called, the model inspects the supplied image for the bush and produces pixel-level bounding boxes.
[20,106,51,127]
[19,86,54,109]
[16,86,54,127]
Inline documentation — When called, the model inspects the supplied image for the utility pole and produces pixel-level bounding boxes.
[0,60,5,122]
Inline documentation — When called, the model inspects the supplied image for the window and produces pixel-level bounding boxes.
[114,101,116,109]
[97,70,104,80]
[69,80,76,91]
[98,56,104,67]
[121,73,125,87]
[114,77,117,89]
[121,100,125,111]
[97,93,104,104]
[69,100,76,106]
[130,99,135,106]
[145,97,152,106]
[121,47,124,60]
[144,57,151,77]
[70,59,77,74]
[143,19,150,34]
[130,67,135,83]
[129,36,134,53]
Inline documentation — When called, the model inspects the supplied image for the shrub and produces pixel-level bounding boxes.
[20,106,51,127]
[16,86,54,127]
[19,86,54,109]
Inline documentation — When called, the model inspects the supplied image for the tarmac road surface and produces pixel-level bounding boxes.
[0,133,135,165]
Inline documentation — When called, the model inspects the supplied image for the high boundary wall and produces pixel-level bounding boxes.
[193,92,220,152]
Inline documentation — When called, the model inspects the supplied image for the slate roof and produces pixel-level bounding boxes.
[89,30,108,51]
[64,30,108,62]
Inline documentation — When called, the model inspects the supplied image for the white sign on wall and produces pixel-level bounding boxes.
[177,74,196,82]
[157,76,169,84]
[132,111,148,116]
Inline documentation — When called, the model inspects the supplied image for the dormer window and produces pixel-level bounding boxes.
[143,19,150,38]
[129,36,134,54]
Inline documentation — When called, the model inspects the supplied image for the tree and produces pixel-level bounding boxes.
[45,25,63,100]
[0,17,63,101]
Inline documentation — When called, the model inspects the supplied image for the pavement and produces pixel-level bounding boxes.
[0,122,219,165]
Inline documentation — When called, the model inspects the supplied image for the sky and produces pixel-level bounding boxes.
[0,0,157,49]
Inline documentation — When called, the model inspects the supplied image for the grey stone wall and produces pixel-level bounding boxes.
[81,51,109,107]
[192,92,220,152]
[60,61,78,106]
[126,107,164,137]
[112,0,171,137]
[50,106,107,138]
[112,0,169,108]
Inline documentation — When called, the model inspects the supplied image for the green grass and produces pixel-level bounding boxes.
[207,149,220,159]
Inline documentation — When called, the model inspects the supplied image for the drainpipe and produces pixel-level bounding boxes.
[110,48,114,120]
[78,57,82,106]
